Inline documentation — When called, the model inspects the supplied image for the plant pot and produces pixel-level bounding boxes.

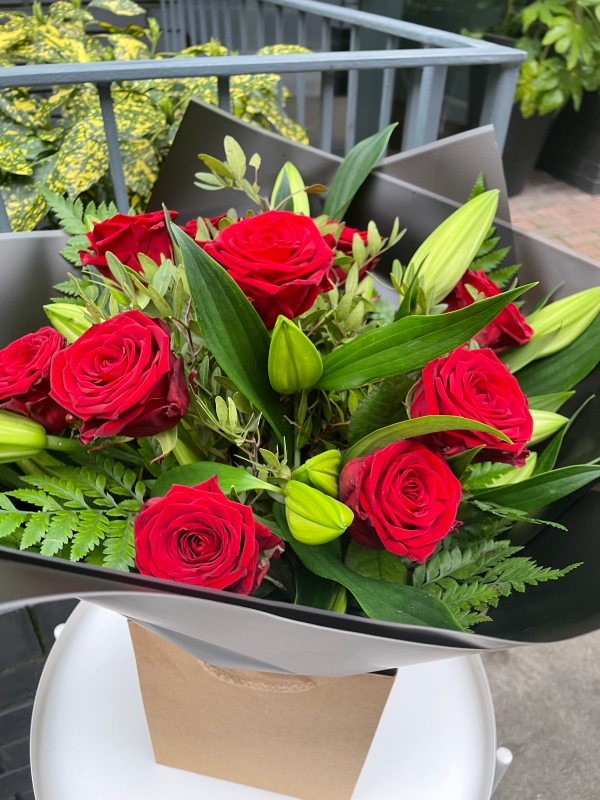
[538,92,600,194]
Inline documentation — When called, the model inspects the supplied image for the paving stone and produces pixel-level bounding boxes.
[0,704,33,748]
[0,738,29,774]
[0,612,42,674]
[0,765,33,800]
[0,662,44,710]
[27,600,78,653]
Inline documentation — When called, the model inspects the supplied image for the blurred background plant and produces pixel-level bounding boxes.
[0,0,309,231]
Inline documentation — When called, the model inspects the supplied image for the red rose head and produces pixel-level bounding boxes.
[0,327,68,433]
[339,440,462,563]
[80,210,178,280]
[49,310,189,444]
[410,347,533,466]
[324,223,379,286]
[134,477,284,593]
[202,210,334,329]
[444,269,533,351]
[180,215,226,239]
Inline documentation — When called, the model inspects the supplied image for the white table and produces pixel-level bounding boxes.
[30,601,498,799]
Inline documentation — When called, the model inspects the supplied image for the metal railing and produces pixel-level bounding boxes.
[0,0,525,232]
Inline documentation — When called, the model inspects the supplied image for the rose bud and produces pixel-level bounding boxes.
[50,310,189,445]
[268,316,323,394]
[285,480,354,545]
[134,478,284,594]
[443,269,533,351]
[410,347,533,466]
[0,410,48,463]
[0,326,68,433]
[202,210,334,329]
[291,449,342,497]
[271,161,310,216]
[528,409,568,446]
[339,440,462,563]
[44,303,93,343]
[80,210,177,280]
[409,189,499,304]
[526,287,600,358]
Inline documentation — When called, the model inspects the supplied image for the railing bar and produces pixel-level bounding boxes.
[239,0,249,54]
[198,0,208,43]
[257,0,265,49]
[321,16,331,51]
[210,0,220,40]
[158,0,169,51]
[319,70,334,152]
[186,0,197,47]
[378,35,397,134]
[401,64,447,150]
[296,9,307,128]
[479,64,520,152]
[344,25,360,155]
[176,0,187,49]
[275,4,284,42]
[224,0,234,50]
[167,0,178,52]
[218,75,231,112]
[0,191,11,234]
[97,83,129,214]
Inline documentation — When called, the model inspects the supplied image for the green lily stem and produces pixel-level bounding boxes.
[46,435,84,454]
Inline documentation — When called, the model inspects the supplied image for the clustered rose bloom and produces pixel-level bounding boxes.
[202,210,334,329]
[410,347,533,466]
[444,269,533,351]
[0,327,68,433]
[340,440,462,563]
[324,223,379,285]
[134,478,284,593]
[50,310,189,445]
[80,210,177,280]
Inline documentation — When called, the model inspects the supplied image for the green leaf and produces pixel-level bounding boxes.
[151,462,279,497]
[322,124,397,221]
[167,220,292,450]
[534,396,594,475]
[528,392,575,412]
[223,136,247,179]
[348,375,413,444]
[344,415,511,463]
[447,446,485,479]
[345,540,408,583]
[316,284,533,391]
[40,511,78,557]
[103,517,135,571]
[88,0,145,16]
[71,511,109,561]
[517,314,600,395]
[20,514,49,549]
[272,505,462,630]
[294,568,341,610]
[472,465,600,510]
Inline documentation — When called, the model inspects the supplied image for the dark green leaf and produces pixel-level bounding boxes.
[273,505,462,630]
[151,463,278,497]
[295,568,340,610]
[345,540,408,583]
[348,375,413,445]
[517,314,600,395]
[322,124,397,221]
[528,392,575,412]
[168,220,292,450]
[316,284,533,391]
[472,464,600,510]
[534,396,594,475]
[447,446,485,479]
[344,415,510,463]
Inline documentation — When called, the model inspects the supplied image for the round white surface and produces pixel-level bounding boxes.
[31,602,497,800]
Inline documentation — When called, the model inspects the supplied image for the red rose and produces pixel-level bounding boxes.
[324,224,379,285]
[80,210,177,280]
[410,347,533,466]
[444,270,533,351]
[0,327,68,433]
[134,477,284,593]
[202,210,334,329]
[339,440,461,563]
[180,215,226,239]
[50,310,189,444]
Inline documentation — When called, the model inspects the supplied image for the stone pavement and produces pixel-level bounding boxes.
[510,171,600,263]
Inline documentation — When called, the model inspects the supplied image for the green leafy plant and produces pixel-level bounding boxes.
[0,0,309,231]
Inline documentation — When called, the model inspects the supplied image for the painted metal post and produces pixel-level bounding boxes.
[344,25,360,155]
[0,191,11,234]
[401,64,447,151]
[218,75,231,112]
[97,82,129,214]
[479,64,520,151]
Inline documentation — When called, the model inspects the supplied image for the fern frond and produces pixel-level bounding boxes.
[0,511,27,539]
[488,263,522,288]
[40,511,79,557]
[20,514,49,549]
[473,246,511,273]
[475,236,500,258]
[469,172,486,200]
[71,511,110,561]
[103,518,135,571]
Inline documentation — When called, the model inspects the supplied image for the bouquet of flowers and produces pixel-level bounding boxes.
[2,124,600,634]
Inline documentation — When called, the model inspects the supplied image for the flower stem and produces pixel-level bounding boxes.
[46,436,84,454]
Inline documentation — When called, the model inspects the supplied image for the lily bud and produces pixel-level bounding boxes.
[526,287,600,359]
[409,190,499,304]
[44,303,93,343]
[285,480,353,545]
[268,316,323,394]
[0,410,48,464]
[271,161,310,216]
[528,409,568,446]
[292,449,342,497]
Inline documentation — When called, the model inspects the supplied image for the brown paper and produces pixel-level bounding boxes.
[129,622,394,800]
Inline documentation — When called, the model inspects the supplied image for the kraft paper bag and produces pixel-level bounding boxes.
[129,622,395,800]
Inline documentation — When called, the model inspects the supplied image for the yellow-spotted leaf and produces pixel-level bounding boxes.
[88,0,146,16]
[121,138,159,196]
[50,118,108,197]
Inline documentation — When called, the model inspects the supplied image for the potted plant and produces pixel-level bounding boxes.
[469,0,600,195]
